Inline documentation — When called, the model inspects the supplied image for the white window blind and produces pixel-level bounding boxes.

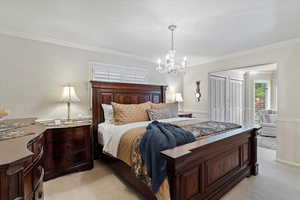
[89,62,148,84]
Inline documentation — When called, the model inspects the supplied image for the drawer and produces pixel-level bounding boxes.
[46,139,87,158]
[44,151,88,171]
[46,126,89,143]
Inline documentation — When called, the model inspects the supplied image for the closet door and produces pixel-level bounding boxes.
[209,75,227,122]
[228,78,244,124]
[209,75,244,124]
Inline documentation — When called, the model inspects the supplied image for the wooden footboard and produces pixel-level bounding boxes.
[161,126,259,200]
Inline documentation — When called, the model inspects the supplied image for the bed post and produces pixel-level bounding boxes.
[161,86,167,103]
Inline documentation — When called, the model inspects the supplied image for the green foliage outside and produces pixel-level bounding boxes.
[255,83,267,98]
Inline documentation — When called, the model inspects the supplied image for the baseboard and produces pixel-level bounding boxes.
[276,159,300,168]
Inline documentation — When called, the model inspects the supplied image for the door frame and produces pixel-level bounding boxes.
[208,63,277,124]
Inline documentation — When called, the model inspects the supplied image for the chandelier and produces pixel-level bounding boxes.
[156,25,187,74]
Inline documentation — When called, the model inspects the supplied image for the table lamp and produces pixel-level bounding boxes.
[61,86,80,123]
[175,93,184,112]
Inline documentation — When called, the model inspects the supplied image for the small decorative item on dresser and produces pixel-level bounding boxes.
[178,113,193,118]
[42,121,93,181]
[60,85,80,124]
[195,81,202,102]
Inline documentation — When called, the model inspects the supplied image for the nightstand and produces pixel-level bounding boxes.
[178,113,193,118]
[42,122,93,181]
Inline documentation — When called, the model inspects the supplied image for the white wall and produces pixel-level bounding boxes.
[183,41,300,166]
[0,34,180,120]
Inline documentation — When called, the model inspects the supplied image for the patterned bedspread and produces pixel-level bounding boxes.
[116,119,241,200]
[179,120,241,138]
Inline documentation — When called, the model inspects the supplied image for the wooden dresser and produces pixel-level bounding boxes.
[43,122,93,181]
[0,119,46,200]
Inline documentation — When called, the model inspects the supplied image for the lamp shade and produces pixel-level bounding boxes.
[175,93,183,102]
[61,86,80,103]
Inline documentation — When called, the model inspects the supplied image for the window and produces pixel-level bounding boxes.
[89,62,148,84]
[254,81,270,121]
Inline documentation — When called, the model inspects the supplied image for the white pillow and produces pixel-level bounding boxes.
[102,104,114,124]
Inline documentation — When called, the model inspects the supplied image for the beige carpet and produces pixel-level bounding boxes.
[45,148,300,200]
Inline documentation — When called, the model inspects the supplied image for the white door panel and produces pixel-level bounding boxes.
[209,75,227,122]
[209,75,244,124]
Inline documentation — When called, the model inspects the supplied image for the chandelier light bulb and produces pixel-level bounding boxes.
[166,54,170,60]
[157,58,162,64]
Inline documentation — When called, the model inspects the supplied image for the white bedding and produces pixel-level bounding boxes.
[98,117,192,157]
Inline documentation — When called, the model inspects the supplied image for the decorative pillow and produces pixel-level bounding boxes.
[147,107,176,120]
[102,104,114,124]
[111,102,151,125]
[151,103,168,110]
[151,102,179,117]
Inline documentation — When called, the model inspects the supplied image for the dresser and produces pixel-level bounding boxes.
[43,122,93,181]
[0,118,46,200]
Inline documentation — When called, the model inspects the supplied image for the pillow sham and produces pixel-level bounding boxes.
[102,104,114,124]
[111,102,151,125]
[151,102,179,117]
[147,107,176,120]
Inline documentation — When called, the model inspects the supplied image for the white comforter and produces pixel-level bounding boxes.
[98,117,192,157]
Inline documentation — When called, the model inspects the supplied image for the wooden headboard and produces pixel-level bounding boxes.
[90,81,167,157]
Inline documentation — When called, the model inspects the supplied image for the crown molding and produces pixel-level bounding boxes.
[191,37,300,67]
[2,27,300,68]
[0,27,155,64]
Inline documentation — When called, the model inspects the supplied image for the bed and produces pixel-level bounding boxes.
[91,81,260,200]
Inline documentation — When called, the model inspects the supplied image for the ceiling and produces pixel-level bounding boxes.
[1,0,300,66]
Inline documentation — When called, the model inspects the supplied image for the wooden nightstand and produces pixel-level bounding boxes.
[178,113,193,118]
[42,121,93,181]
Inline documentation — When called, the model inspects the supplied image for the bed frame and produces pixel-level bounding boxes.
[91,81,259,200]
